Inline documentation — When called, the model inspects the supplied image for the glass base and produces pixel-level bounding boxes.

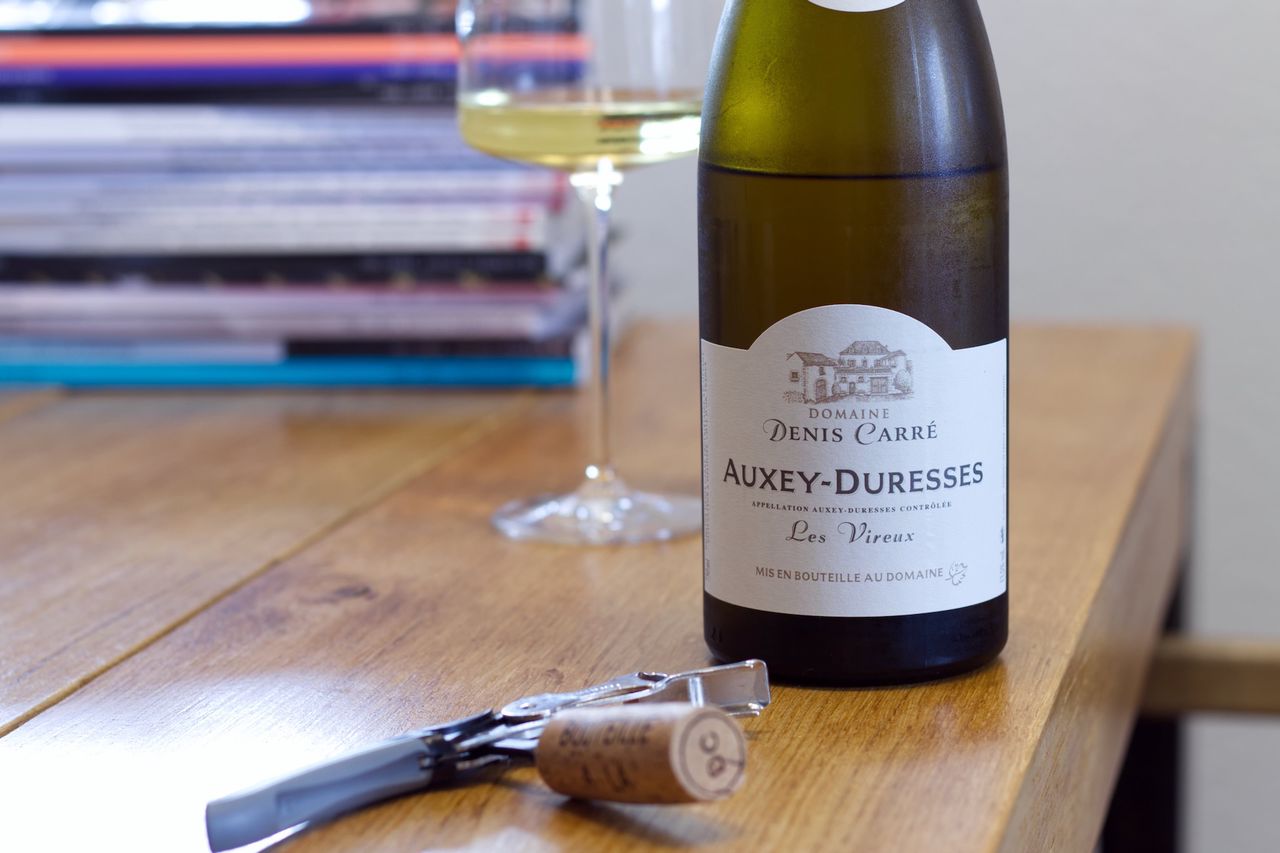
[492,476,700,546]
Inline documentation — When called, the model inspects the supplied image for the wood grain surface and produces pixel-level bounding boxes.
[0,390,530,735]
[0,324,1195,853]
[0,387,61,423]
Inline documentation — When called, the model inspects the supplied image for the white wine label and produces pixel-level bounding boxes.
[701,305,1006,618]
[807,0,908,13]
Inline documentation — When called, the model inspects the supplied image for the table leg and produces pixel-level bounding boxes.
[1101,580,1186,853]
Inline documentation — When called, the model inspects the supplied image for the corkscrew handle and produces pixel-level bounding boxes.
[205,737,435,852]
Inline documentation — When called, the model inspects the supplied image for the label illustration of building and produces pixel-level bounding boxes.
[785,341,913,404]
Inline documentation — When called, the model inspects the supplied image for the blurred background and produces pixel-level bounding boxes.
[0,1,1274,849]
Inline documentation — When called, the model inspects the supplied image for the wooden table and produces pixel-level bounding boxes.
[0,323,1195,853]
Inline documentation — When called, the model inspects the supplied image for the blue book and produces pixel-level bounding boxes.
[0,356,576,389]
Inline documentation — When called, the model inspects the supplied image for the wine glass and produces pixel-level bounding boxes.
[456,0,723,545]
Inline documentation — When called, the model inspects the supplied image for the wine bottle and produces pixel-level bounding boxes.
[699,0,1008,684]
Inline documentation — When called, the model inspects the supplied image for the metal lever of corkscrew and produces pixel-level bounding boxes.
[205,659,770,852]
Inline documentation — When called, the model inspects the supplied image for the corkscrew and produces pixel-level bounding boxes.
[205,659,770,852]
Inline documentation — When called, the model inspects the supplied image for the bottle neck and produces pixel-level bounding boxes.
[701,0,1006,177]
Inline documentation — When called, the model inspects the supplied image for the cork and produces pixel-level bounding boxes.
[535,703,747,804]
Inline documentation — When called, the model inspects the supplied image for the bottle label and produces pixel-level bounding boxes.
[807,0,907,12]
[701,305,1007,618]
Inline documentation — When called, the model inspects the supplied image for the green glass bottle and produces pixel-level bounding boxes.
[699,0,1008,684]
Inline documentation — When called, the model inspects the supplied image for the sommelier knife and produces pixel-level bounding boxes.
[205,659,770,851]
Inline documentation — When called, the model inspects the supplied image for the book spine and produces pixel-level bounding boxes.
[0,357,577,388]
[0,32,587,94]
[0,252,555,284]
[286,335,578,358]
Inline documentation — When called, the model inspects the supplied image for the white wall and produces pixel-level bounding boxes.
[615,2,1280,849]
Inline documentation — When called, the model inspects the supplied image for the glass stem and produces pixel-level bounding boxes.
[571,158,623,489]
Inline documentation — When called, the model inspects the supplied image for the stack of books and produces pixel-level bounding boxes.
[0,0,588,387]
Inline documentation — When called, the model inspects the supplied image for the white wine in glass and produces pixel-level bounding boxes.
[459,87,704,171]
[456,1,722,545]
